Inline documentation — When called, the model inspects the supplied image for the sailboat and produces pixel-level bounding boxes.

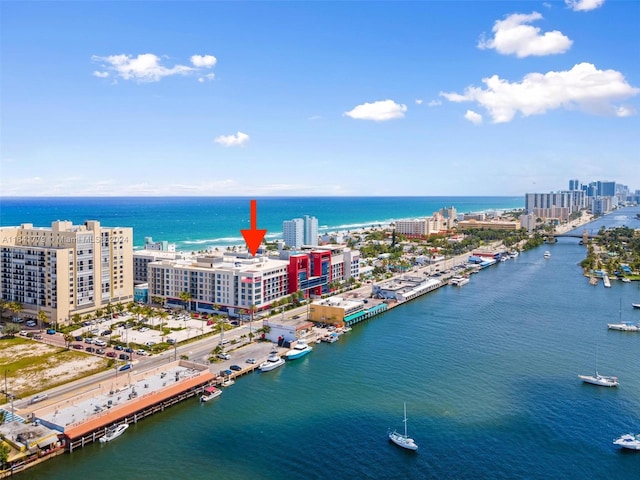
[608,299,640,331]
[388,402,418,451]
[578,346,618,387]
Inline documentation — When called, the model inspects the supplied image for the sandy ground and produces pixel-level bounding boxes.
[2,342,106,397]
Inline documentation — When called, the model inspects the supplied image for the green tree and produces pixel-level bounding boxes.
[0,442,10,470]
[37,310,48,329]
[63,333,74,349]
[178,291,192,311]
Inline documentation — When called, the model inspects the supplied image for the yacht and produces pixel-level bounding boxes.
[607,322,639,332]
[259,353,285,372]
[200,386,222,402]
[99,423,129,443]
[613,433,640,450]
[449,275,470,287]
[284,341,313,360]
[509,251,519,258]
[544,251,551,259]
[632,303,640,309]
[388,402,418,451]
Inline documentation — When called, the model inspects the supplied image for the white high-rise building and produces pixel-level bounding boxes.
[283,218,304,248]
[304,215,318,246]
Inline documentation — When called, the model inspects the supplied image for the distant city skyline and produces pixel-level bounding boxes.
[1,1,638,196]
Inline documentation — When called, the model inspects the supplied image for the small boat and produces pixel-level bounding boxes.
[99,423,129,443]
[284,341,313,360]
[259,352,285,372]
[449,275,469,287]
[613,433,640,450]
[544,251,551,259]
[621,277,631,283]
[632,303,640,309]
[388,402,418,451]
[200,386,222,402]
[509,251,519,258]
[322,333,339,343]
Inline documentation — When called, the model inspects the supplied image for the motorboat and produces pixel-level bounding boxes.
[284,341,313,360]
[613,433,640,450]
[259,353,285,372]
[544,251,551,258]
[200,386,222,402]
[388,402,418,451]
[578,373,618,387]
[99,423,129,443]
[509,251,519,258]
[322,333,339,343]
[632,303,640,309]
[449,275,469,287]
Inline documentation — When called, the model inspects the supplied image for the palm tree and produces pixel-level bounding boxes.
[63,333,74,349]
[179,291,192,311]
[37,310,48,330]
[249,304,257,338]
[72,313,81,325]
[0,299,9,320]
[9,301,23,321]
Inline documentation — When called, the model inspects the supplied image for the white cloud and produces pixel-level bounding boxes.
[190,54,217,68]
[440,63,639,123]
[464,110,483,125]
[343,99,407,121]
[478,12,572,57]
[308,115,323,121]
[214,131,250,147]
[427,99,442,107]
[415,99,423,105]
[198,73,216,83]
[91,53,217,83]
[565,0,605,11]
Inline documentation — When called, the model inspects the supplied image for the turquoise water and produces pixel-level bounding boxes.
[0,196,522,250]
[6,200,640,478]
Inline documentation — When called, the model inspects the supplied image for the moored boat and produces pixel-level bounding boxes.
[200,386,222,402]
[449,275,469,287]
[578,373,619,387]
[544,251,551,259]
[607,322,639,331]
[284,341,313,360]
[613,433,640,450]
[632,303,640,309]
[99,423,129,443]
[259,353,285,372]
[388,402,418,451]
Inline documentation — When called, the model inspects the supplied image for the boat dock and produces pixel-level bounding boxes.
[603,275,611,288]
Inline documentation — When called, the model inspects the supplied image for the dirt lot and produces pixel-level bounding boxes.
[0,337,109,400]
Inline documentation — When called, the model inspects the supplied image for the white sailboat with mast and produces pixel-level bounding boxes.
[578,346,618,387]
[388,402,418,451]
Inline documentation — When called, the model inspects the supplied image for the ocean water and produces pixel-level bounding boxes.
[0,196,522,250]
[4,199,640,479]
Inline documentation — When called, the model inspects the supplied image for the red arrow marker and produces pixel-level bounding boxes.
[241,199,267,256]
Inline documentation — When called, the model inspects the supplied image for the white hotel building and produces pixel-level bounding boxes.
[147,253,290,316]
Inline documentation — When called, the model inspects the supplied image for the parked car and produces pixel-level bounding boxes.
[144,341,156,347]
[166,338,176,344]
[230,365,242,372]
[101,330,112,336]
[124,347,133,353]
[118,353,130,360]
[93,339,107,347]
[25,320,36,327]
[84,337,94,344]
[72,344,83,350]
[33,334,43,340]
[46,329,56,335]
[221,369,233,376]
[96,348,106,355]
[114,345,124,351]
[106,352,117,358]
[246,358,257,364]
[135,349,149,356]
[85,346,96,353]
[74,335,83,341]
[217,353,230,360]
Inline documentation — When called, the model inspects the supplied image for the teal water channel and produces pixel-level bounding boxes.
[28,221,640,479]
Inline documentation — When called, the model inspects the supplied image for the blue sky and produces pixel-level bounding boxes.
[1,0,638,196]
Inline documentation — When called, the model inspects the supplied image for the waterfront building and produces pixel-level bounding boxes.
[262,319,314,343]
[457,219,520,230]
[0,221,133,325]
[283,218,304,249]
[143,236,176,252]
[303,215,319,246]
[133,249,183,284]
[395,213,447,238]
[147,246,360,314]
[591,196,615,215]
